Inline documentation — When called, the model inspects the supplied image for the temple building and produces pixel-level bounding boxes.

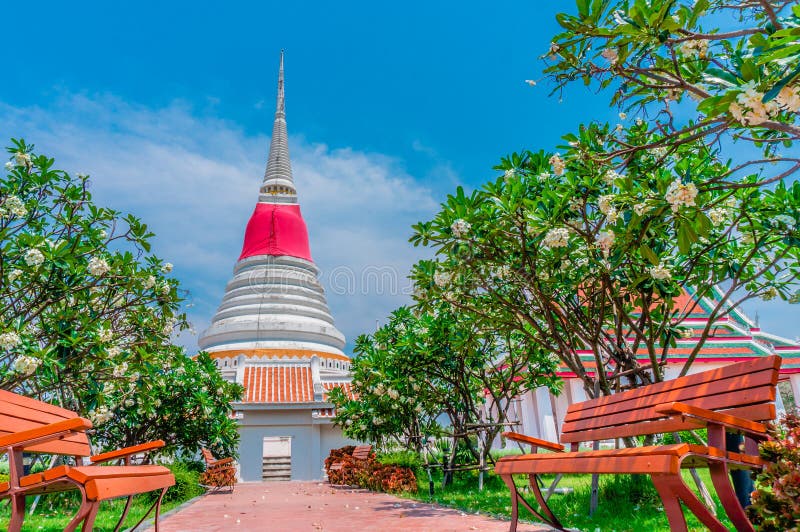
[198,52,355,481]
[503,290,800,444]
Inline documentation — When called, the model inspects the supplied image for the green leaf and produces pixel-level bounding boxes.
[640,244,660,266]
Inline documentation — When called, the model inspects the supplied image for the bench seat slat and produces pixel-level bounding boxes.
[496,454,681,475]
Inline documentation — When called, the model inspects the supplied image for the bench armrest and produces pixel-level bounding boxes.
[502,431,564,452]
[90,439,165,464]
[655,402,768,438]
[0,417,92,449]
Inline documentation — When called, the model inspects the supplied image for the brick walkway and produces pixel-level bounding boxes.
[145,481,552,532]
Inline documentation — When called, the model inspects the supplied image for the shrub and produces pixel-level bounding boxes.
[368,464,418,493]
[152,461,205,504]
[324,446,417,494]
[747,410,800,532]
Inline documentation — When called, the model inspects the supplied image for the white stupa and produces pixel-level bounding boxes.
[199,52,355,481]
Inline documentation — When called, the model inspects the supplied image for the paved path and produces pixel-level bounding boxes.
[146,481,552,531]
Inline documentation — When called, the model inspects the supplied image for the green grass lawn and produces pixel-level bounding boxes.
[0,494,190,531]
[402,468,736,531]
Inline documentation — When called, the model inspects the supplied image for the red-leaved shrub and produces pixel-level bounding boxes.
[324,446,417,494]
[747,410,800,532]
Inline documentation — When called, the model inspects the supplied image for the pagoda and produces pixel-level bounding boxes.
[199,52,355,482]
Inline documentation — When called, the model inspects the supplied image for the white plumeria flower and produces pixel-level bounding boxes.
[596,231,615,255]
[98,327,114,343]
[12,355,41,375]
[776,85,800,113]
[649,263,672,280]
[450,219,471,239]
[603,169,622,185]
[524,79,536,87]
[24,248,45,267]
[14,152,31,167]
[3,196,27,218]
[665,179,698,212]
[4,161,13,171]
[598,195,615,215]
[7,269,22,282]
[0,332,22,350]
[87,257,110,277]
[542,227,570,249]
[549,154,566,176]
[678,39,708,58]
[707,208,727,226]
[162,262,173,273]
[433,271,452,287]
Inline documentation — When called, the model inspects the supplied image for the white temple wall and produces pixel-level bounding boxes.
[790,374,800,405]
[237,407,357,481]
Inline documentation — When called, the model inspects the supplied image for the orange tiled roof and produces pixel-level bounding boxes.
[322,382,356,401]
[242,366,314,403]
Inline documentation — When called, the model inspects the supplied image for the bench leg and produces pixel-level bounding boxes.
[64,492,93,532]
[527,474,563,529]
[113,495,135,532]
[500,474,520,532]
[8,494,25,532]
[81,503,100,532]
[500,474,562,531]
[129,486,168,532]
[651,474,728,532]
[708,462,754,532]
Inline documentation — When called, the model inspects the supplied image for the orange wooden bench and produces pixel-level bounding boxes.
[0,389,175,532]
[495,355,781,532]
[200,448,236,490]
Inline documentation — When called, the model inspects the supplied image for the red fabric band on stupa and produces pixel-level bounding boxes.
[239,203,313,261]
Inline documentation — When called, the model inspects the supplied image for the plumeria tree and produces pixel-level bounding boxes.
[541,0,800,189]
[89,352,242,458]
[330,304,560,482]
[0,139,242,456]
[411,127,800,397]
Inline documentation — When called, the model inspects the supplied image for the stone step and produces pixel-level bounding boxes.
[262,470,291,479]
[262,464,292,471]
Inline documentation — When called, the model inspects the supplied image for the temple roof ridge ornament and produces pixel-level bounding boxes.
[260,50,297,203]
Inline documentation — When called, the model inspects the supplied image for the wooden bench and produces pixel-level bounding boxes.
[495,355,781,532]
[0,389,175,532]
[200,448,236,490]
[328,445,372,484]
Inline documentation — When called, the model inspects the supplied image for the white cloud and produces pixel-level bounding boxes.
[0,93,441,352]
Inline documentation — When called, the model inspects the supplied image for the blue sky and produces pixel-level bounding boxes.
[1,1,796,351]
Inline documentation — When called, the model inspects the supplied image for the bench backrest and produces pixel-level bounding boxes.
[352,445,372,459]
[560,355,781,445]
[201,448,216,465]
[0,389,92,456]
